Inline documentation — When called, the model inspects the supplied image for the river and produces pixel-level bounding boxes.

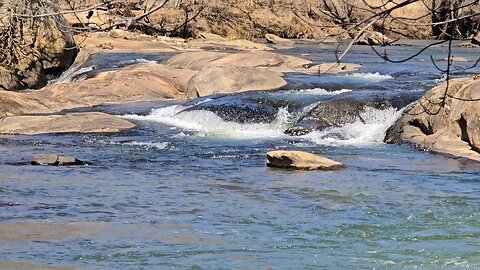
[1,40,479,269]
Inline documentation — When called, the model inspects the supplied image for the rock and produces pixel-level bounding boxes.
[265,34,295,47]
[0,63,196,117]
[356,31,393,46]
[0,201,20,207]
[286,90,419,135]
[109,29,139,40]
[188,38,272,51]
[197,32,226,41]
[385,76,480,161]
[472,33,480,46]
[31,153,87,166]
[266,150,343,170]
[0,67,22,91]
[0,0,78,90]
[0,112,135,135]
[302,63,361,74]
[186,66,287,98]
[166,50,311,73]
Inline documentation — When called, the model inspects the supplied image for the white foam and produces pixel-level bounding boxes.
[293,88,352,95]
[342,72,393,83]
[98,140,170,149]
[123,105,291,140]
[53,66,95,83]
[115,58,158,67]
[303,106,403,146]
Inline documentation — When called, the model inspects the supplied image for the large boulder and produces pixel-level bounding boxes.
[286,90,419,136]
[186,66,287,98]
[385,76,480,161]
[0,0,78,90]
[266,150,343,170]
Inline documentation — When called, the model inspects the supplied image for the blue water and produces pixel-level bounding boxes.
[1,41,480,269]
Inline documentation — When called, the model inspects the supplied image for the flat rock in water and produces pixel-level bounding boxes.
[0,112,135,135]
[32,153,87,166]
[266,150,343,170]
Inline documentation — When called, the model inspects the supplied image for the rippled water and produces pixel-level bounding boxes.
[1,41,480,269]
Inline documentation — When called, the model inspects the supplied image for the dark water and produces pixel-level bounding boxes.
[1,41,480,269]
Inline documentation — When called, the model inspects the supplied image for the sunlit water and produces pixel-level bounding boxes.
[1,41,480,269]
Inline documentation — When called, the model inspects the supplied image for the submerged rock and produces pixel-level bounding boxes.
[385,76,480,161]
[32,153,87,166]
[285,90,419,136]
[266,150,343,170]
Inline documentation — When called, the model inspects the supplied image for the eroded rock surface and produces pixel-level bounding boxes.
[385,76,480,161]
[0,112,135,135]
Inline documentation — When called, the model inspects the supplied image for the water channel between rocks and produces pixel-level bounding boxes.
[1,40,480,269]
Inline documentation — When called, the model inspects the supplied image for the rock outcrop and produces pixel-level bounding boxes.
[266,150,343,170]
[0,112,135,135]
[0,0,78,90]
[385,76,480,161]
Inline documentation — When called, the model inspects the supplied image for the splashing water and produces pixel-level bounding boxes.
[124,105,292,140]
[341,72,394,83]
[303,106,404,146]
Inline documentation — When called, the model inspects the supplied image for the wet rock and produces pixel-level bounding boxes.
[285,90,419,135]
[0,112,135,135]
[186,66,287,98]
[183,95,287,123]
[266,150,343,170]
[0,201,20,207]
[385,76,480,161]
[31,153,87,166]
[356,31,393,46]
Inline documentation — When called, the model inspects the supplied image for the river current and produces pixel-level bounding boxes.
[1,41,480,269]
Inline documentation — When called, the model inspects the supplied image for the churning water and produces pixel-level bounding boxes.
[1,40,480,269]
